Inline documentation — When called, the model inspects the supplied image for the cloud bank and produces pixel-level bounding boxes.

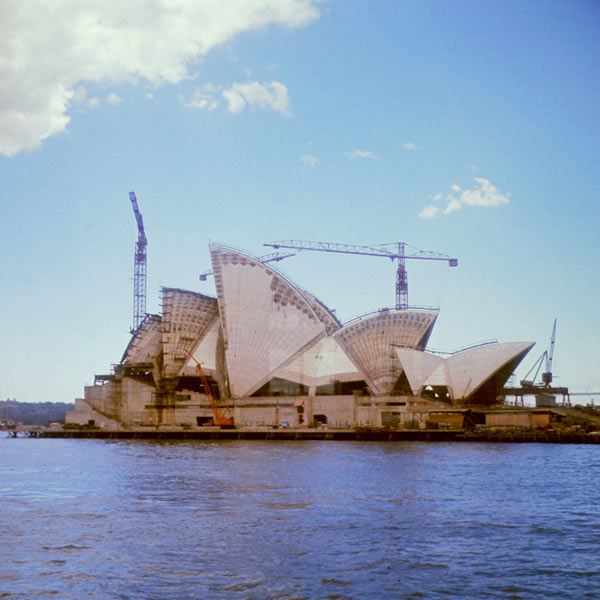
[420,178,511,219]
[0,0,319,157]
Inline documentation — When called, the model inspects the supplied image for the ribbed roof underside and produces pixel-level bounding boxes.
[334,309,438,395]
[161,288,219,378]
[210,246,329,397]
[121,314,162,365]
[446,341,534,399]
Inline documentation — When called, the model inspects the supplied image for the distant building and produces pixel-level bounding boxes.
[67,244,534,429]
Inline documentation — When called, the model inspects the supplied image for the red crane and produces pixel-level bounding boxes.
[186,352,234,428]
[128,192,147,332]
[264,240,458,310]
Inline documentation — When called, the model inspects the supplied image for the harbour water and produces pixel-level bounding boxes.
[1,439,599,599]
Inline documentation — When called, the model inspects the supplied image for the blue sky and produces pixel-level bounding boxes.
[1,0,599,405]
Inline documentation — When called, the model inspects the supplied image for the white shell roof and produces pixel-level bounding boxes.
[334,309,438,395]
[394,347,445,395]
[446,341,534,399]
[161,288,219,378]
[276,336,361,387]
[121,314,162,365]
[210,245,330,397]
[395,341,534,401]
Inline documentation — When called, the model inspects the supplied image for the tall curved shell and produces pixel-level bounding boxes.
[210,245,332,397]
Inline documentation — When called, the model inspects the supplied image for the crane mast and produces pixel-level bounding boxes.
[264,240,458,310]
[129,191,147,333]
[541,318,557,386]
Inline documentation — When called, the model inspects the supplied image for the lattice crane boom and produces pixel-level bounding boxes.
[264,240,458,310]
[129,191,147,333]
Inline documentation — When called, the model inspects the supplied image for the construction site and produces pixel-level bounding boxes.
[64,192,593,436]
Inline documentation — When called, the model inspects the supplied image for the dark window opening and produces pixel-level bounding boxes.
[315,380,369,396]
[391,371,413,396]
[251,377,308,397]
[421,385,451,402]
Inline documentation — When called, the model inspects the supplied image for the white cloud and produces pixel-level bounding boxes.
[106,92,122,106]
[300,154,318,166]
[418,205,441,219]
[0,1,319,156]
[184,85,220,110]
[403,142,419,150]
[222,81,291,115]
[88,97,101,109]
[184,80,290,114]
[420,178,511,219]
[345,149,378,159]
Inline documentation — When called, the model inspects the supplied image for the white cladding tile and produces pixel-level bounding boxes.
[334,309,438,394]
[209,246,328,397]
[161,288,219,378]
[394,348,445,395]
[446,341,534,399]
[425,363,449,387]
[280,336,360,384]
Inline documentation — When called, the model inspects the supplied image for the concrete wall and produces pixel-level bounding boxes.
[65,398,121,428]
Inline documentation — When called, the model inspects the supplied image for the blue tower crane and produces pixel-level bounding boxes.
[128,191,147,333]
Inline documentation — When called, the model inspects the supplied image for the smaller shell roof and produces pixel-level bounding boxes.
[121,314,162,365]
[394,341,535,401]
[394,347,445,395]
[161,287,220,378]
[334,308,438,395]
[446,341,534,400]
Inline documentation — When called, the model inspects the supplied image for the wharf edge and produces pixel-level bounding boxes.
[13,427,600,443]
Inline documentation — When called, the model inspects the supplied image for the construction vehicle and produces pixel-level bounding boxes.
[186,352,234,428]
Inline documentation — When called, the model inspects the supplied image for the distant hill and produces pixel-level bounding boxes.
[0,400,74,426]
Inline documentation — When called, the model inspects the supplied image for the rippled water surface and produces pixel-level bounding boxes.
[1,439,599,599]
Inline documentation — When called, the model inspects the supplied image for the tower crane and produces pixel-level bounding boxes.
[128,191,147,333]
[264,240,458,310]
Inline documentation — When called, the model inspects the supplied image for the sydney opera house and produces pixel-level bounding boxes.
[67,244,534,429]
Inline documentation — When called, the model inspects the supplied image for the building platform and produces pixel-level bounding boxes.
[25,427,600,443]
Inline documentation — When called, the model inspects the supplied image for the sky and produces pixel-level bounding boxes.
[1,0,599,406]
